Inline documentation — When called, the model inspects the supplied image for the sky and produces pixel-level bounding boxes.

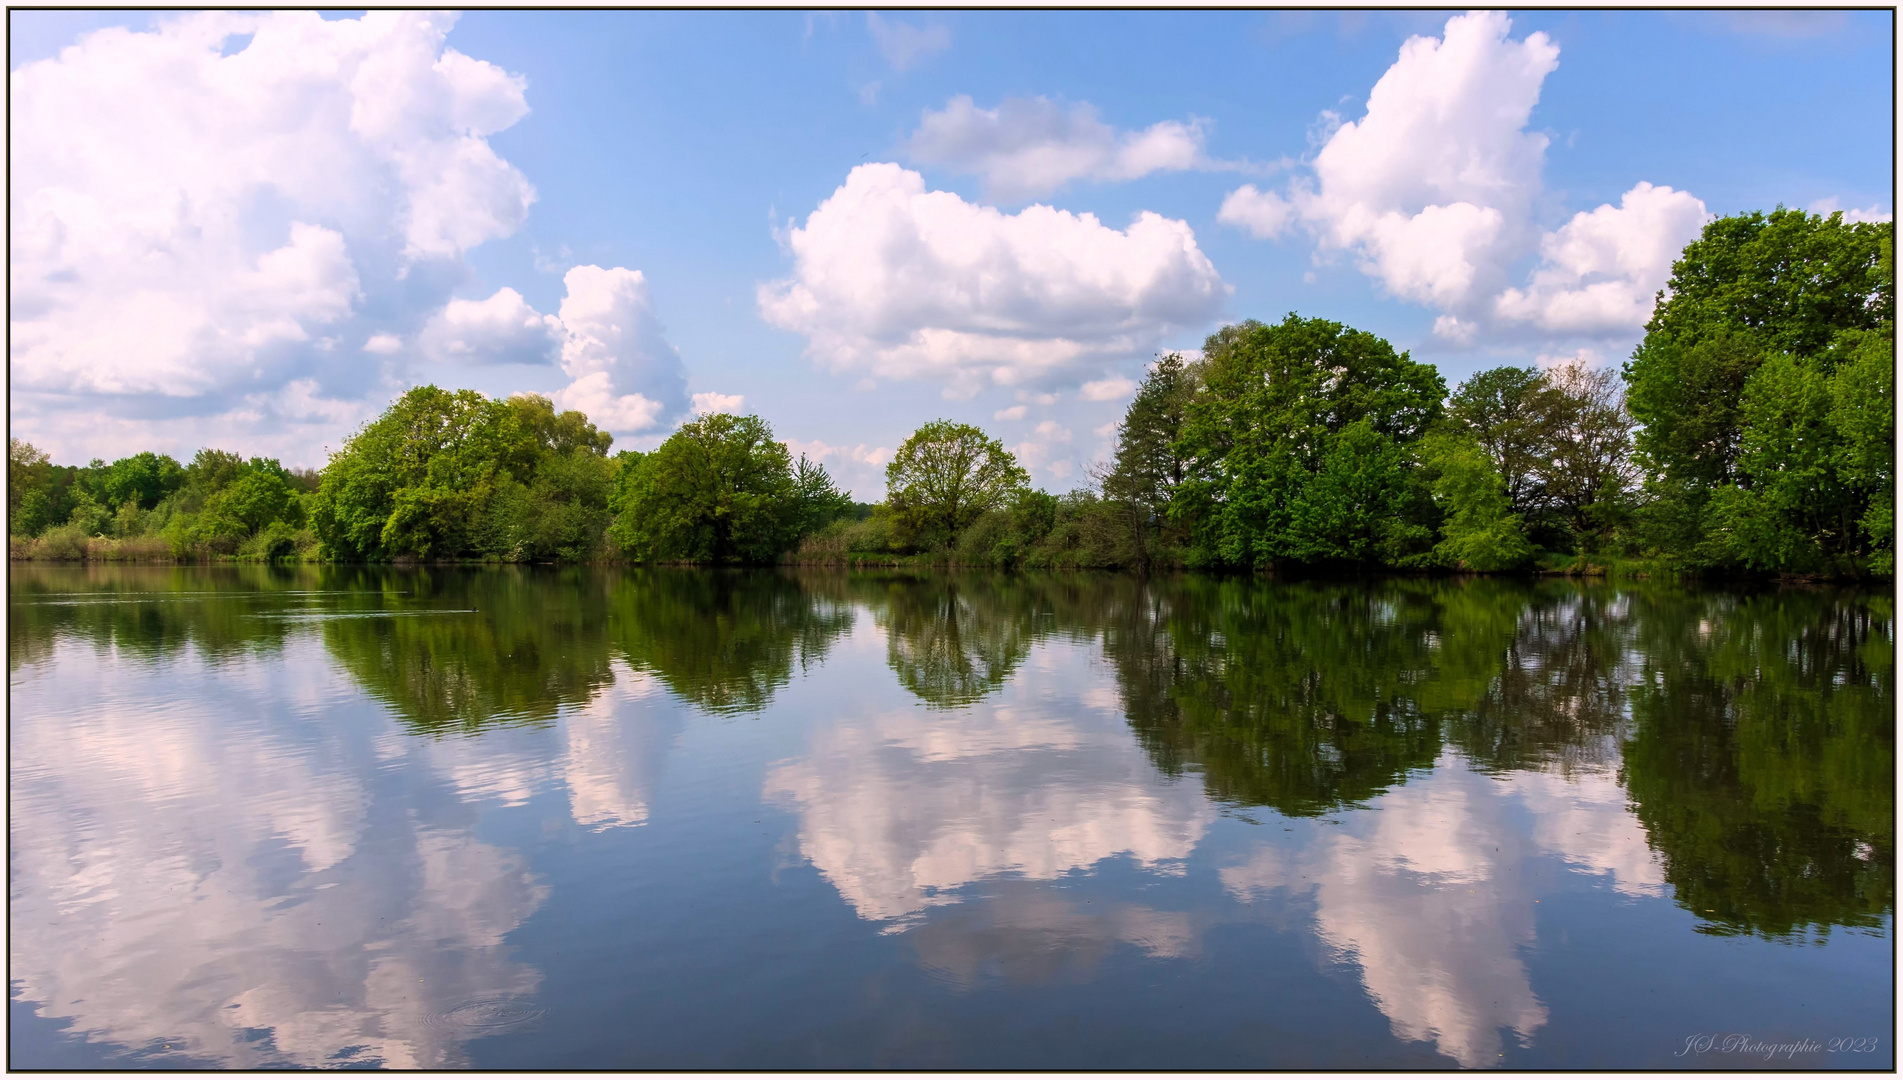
[9,8,1894,496]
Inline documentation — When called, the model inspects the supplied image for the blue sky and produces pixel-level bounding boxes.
[9,9,1893,494]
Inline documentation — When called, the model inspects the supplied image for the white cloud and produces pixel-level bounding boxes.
[758,163,1228,399]
[993,405,1029,421]
[907,95,1207,200]
[1494,182,1711,335]
[8,11,540,462]
[363,332,404,355]
[690,391,745,416]
[783,437,894,498]
[1217,184,1295,239]
[865,12,950,72]
[1286,10,1557,310]
[417,287,561,365]
[1221,11,1716,347]
[549,265,687,435]
[1079,375,1137,402]
[1810,197,1892,224]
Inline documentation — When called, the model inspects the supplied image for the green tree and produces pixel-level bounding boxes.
[884,420,1030,551]
[1624,208,1894,573]
[1103,353,1197,570]
[1538,360,1637,548]
[1420,430,1533,571]
[88,451,186,512]
[311,387,617,562]
[791,454,852,540]
[1173,314,1445,569]
[608,412,799,564]
[1447,365,1548,517]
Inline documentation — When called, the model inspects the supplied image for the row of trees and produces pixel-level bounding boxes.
[8,440,317,560]
[10,208,1890,578]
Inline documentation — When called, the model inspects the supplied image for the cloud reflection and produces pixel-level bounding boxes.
[765,642,1214,927]
[8,640,548,1068]
[1220,751,1663,1067]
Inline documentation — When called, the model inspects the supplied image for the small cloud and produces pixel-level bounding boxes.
[363,333,403,355]
[1433,315,1479,345]
[856,81,881,107]
[1810,197,1891,224]
[1094,420,1119,438]
[1079,375,1137,402]
[1016,390,1060,405]
[866,12,949,72]
[993,405,1028,421]
[691,391,745,416]
[1033,420,1072,443]
[1218,184,1295,239]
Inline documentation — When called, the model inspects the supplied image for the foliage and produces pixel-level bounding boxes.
[884,420,1030,551]
[311,387,619,563]
[608,412,840,564]
[1623,209,1894,575]
[1172,314,1446,569]
[1420,430,1533,571]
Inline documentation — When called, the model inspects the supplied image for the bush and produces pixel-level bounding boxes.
[35,523,89,561]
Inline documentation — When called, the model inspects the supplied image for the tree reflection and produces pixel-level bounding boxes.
[315,567,616,734]
[1102,577,1466,816]
[850,573,1044,709]
[1620,588,1893,939]
[8,563,317,669]
[609,570,855,714]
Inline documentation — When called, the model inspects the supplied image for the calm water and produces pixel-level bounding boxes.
[7,565,1893,1069]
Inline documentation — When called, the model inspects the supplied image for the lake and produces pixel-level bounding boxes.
[7,565,1893,1069]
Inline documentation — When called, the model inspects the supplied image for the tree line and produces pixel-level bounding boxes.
[10,207,1892,578]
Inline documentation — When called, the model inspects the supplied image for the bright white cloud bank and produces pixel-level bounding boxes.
[1220,11,1712,344]
[10,10,684,464]
[908,95,1208,201]
[759,163,1228,399]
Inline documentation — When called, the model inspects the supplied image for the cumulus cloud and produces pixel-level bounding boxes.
[865,12,950,72]
[1291,10,1557,310]
[8,11,543,462]
[758,163,1228,399]
[907,95,1209,201]
[1220,11,1716,346]
[417,287,562,365]
[690,391,745,416]
[1493,182,1711,335]
[549,266,688,435]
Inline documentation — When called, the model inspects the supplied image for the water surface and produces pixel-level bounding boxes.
[8,566,1892,1068]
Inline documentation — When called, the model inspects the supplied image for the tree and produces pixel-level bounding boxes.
[791,454,852,540]
[1538,360,1637,547]
[1448,366,1547,518]
[608,412,799,564]
[88,451,186,512]
[1420,431,1533,571]
[1639,207,1892,358]
[1173,314,1445,569]
[311,386,618,562]
[884,420,1029,551]
[1104,352,1197,571]
[1624,208,1894,573]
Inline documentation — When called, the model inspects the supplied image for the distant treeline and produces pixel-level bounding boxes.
[9,208,1893,579]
